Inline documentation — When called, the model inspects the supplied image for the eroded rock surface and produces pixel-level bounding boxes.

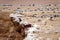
[0,12,27,40]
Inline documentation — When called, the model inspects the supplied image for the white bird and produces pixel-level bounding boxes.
[9,13,22,22]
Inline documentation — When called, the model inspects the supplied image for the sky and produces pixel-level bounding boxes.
[0,0,60,5]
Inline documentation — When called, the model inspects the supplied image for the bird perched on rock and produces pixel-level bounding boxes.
[9,13,32,33]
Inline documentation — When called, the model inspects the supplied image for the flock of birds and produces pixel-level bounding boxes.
[0,4,60,12]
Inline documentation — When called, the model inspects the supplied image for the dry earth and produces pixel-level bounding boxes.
[0,4,60,40]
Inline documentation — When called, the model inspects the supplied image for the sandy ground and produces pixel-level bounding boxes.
[0,4,60,40]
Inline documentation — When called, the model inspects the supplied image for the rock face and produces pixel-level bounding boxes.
[0,12,27,40]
